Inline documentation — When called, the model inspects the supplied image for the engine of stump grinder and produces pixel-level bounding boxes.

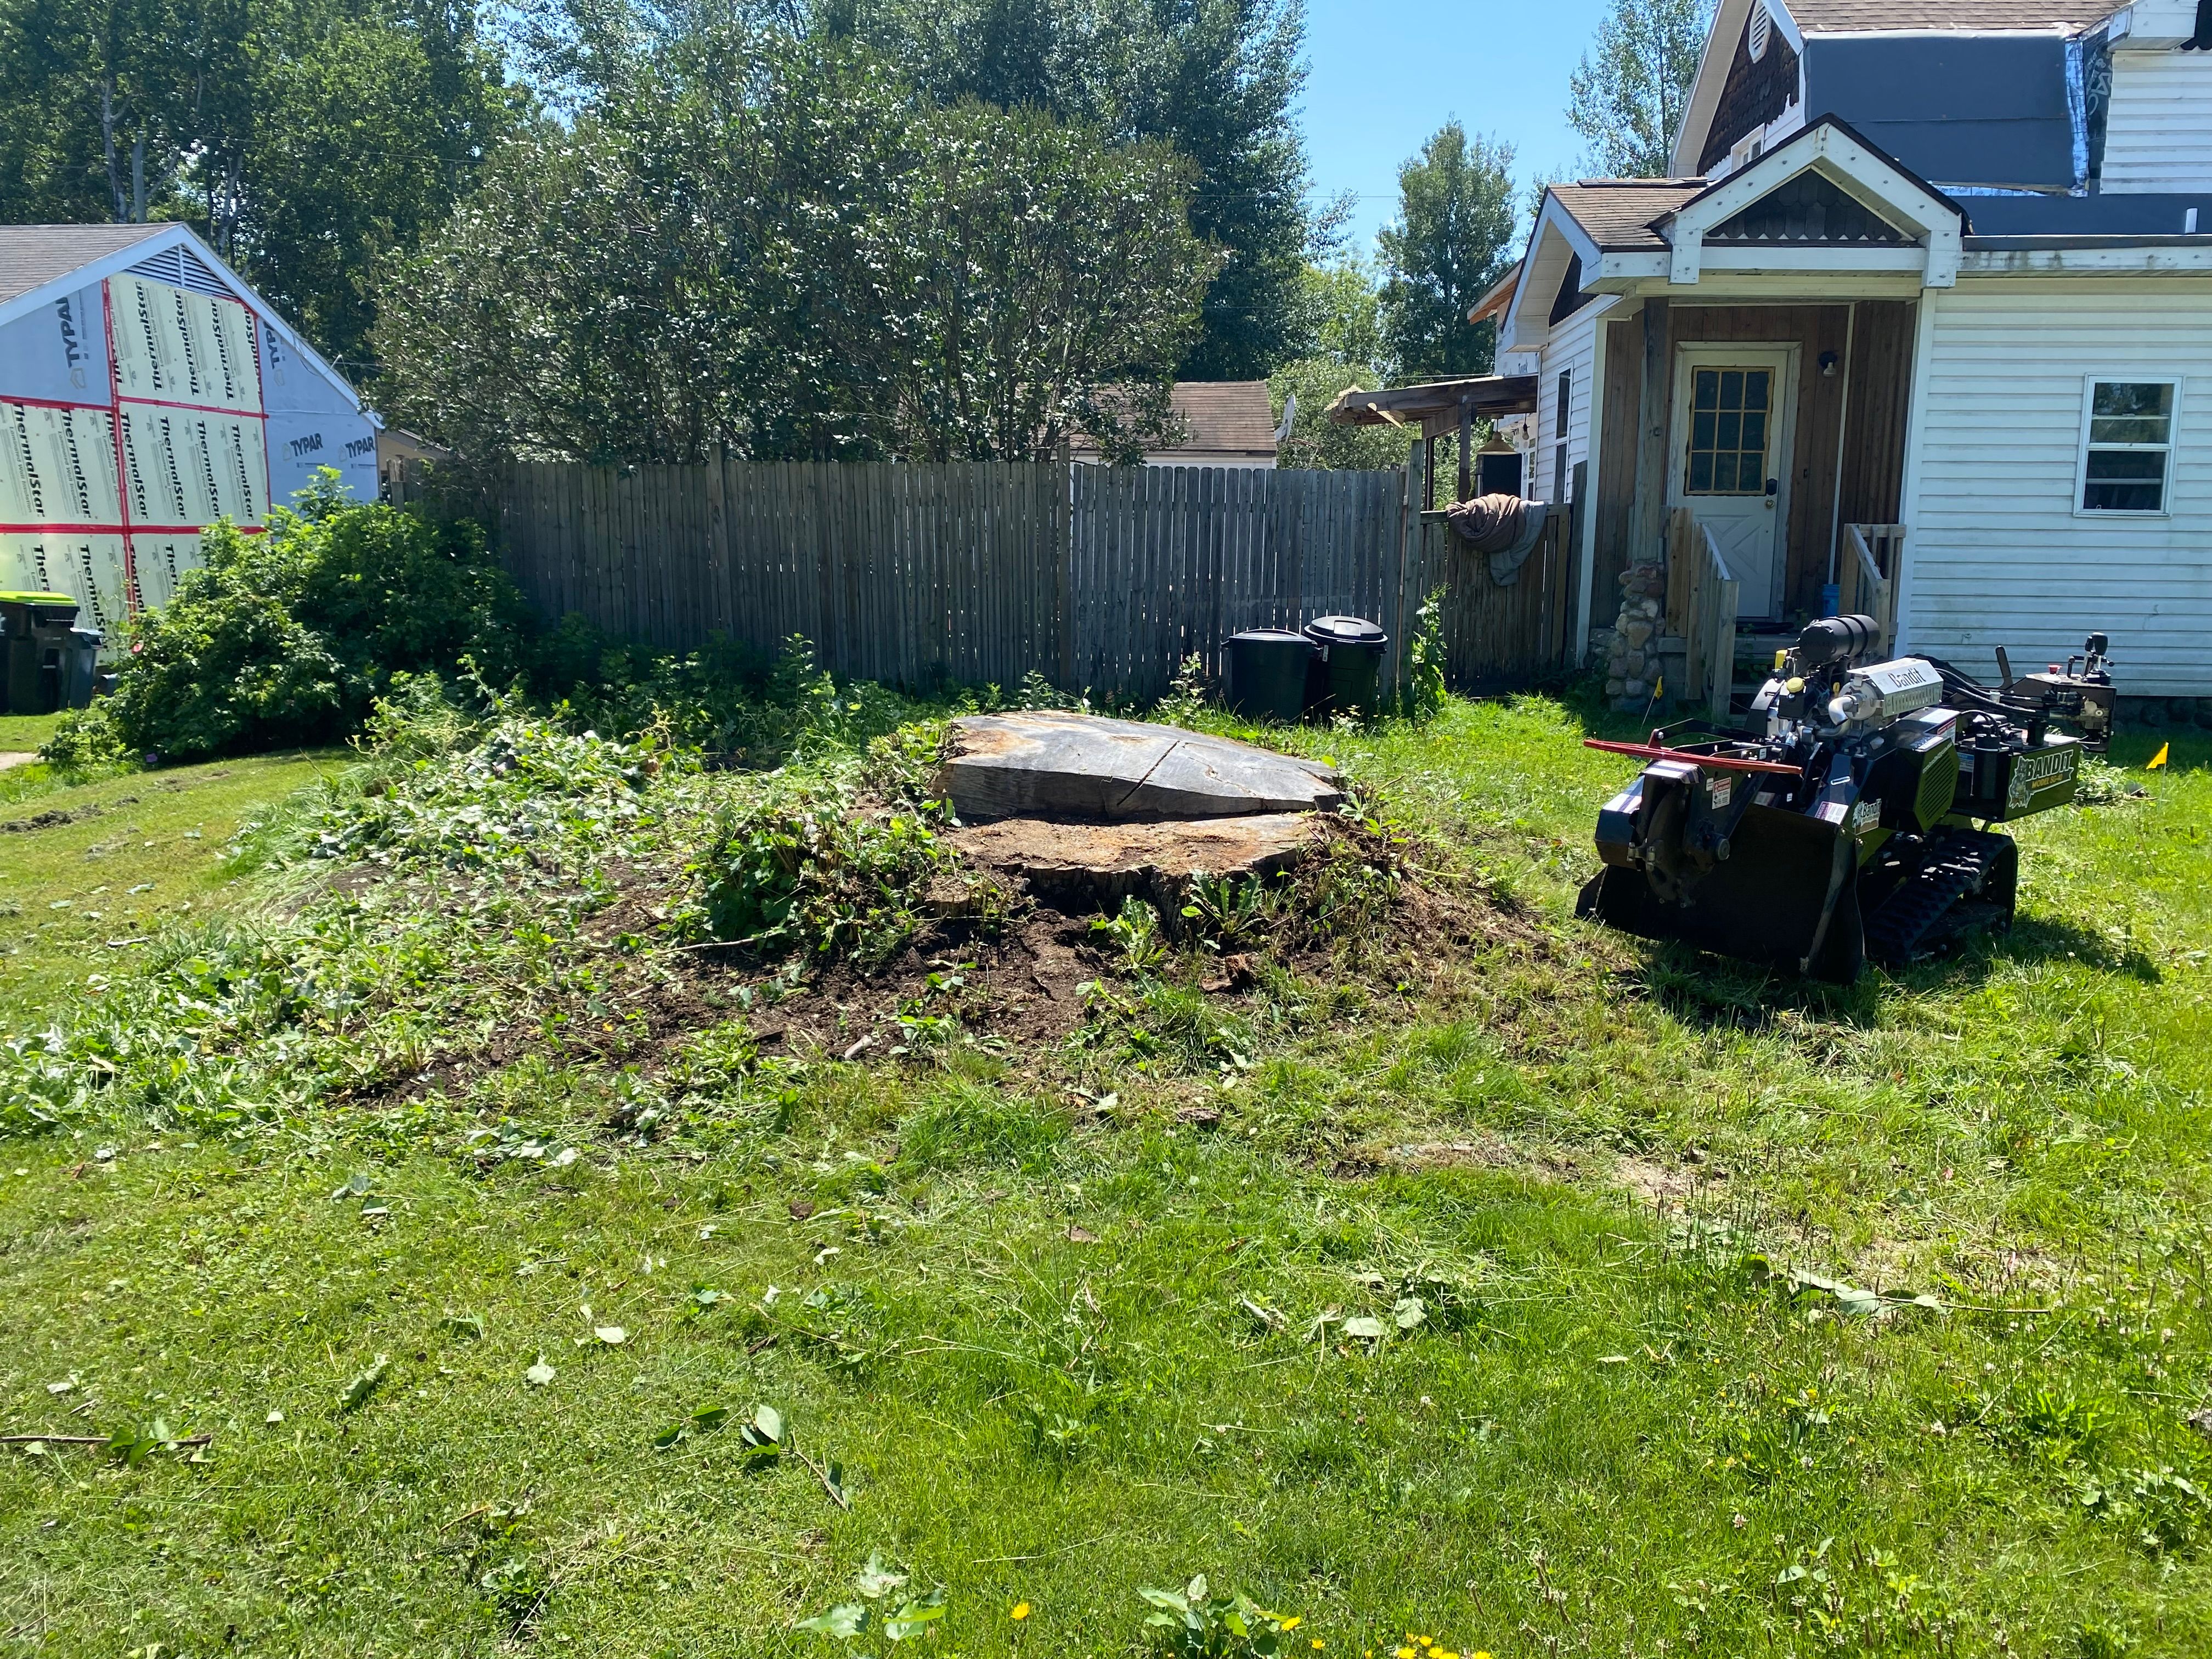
[1575,617,2115,983]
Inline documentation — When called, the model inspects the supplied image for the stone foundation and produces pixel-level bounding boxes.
[1602,562,1669,710]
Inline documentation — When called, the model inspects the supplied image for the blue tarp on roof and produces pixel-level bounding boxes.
[1803,35,2076,191]
[1960,193,2212,236]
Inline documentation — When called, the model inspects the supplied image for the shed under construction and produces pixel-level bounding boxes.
[0,223,379,635]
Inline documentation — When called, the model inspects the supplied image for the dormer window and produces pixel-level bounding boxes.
[1748,1,1771,62]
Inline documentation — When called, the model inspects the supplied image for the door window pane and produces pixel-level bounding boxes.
[1684,366,1773,496]
[2080,380,2176,512]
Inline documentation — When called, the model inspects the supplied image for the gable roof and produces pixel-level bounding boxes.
[1549,180,1711,252]
[1165,381,1277,458]
[1782,0,2124,29]
[1068,380,1279,461]
[0,223,168,307]
[0,220,370,420]
[1658,115,1965,281]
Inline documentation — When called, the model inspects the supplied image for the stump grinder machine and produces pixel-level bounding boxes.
[1576,617,2116,983]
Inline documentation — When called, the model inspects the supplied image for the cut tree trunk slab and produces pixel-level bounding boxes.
[949,814,1322,910]
[938,712,1341,823]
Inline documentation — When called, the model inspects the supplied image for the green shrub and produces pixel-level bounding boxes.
[694,770,951,963]
[36,697,134,772]
[88,471,532,761]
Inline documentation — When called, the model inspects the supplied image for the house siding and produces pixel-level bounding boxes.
[2101,50,2212,194]
[1901,278,2212,697]
[1534,299,1608,503]
[1698,7,1802,175]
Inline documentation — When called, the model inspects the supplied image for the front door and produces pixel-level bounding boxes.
[1668,346,1797,620]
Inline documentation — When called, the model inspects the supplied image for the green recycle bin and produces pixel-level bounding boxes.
[1301,614,1387,719]
[1225,629,1315,724]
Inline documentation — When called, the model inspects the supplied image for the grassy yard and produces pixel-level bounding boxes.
[0,712,61,755]
[0,752,346,1019]
[0,692,2205,1659]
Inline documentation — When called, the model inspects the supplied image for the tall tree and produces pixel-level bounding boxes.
[887,104,1218,461]
[0,0,522,374]
[819,0,1317,381]
[375,35,1214,466]
[1567,0,1714,177]
[1377,122,1517,383]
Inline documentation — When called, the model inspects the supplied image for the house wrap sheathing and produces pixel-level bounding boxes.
[0,223,379,634]
[1491,0,2212,699]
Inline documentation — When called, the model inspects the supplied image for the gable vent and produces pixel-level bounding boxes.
[1748,1,1771,61]
[126,242,239,302]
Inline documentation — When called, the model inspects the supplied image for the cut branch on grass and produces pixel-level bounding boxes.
[787,1431,852,1510]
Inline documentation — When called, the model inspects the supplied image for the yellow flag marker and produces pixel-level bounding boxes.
[1653,674,1664,698]
[2148,742,2170,771]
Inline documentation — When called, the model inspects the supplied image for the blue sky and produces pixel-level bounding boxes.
[1301,0,1616,258]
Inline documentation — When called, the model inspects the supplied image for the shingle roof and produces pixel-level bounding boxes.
[1550,181,1709,251]
[1784,0,2126,31]
[1068,380,1279,461]
[0,223,170,307]
[1163,381,1277,457]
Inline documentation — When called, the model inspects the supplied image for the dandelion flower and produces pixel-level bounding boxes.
[1010,1602,1031,1621]
[1281,1617,1302,1631]
[1396,1648,1417,1658]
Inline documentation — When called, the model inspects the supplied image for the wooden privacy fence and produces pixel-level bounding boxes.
[486,459,1578,705]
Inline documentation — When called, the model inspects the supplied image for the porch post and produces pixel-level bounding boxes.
[1456,397,1474,502]
[1631,298,1671,572]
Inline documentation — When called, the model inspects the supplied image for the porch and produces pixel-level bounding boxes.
[1580,296,1915,714]
[1591,297,1912,628]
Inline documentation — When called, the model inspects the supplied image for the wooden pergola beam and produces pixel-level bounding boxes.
[1325,375,1540,441]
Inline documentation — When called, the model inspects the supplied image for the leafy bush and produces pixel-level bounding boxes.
[59,472,532,762]
[693,768,952,963]
[1401,586,1448,720]
[33,697,134,772]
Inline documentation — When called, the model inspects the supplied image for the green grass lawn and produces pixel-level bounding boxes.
[0,697,2206,1658]
[0,752,345,1020]
[0,711,62,754]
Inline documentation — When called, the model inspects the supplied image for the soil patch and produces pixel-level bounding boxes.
[2,802,104,832]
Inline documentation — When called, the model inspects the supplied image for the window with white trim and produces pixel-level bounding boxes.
[2079,379,2178,514]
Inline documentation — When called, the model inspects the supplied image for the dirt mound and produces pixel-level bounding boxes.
[710,814,1534,1065]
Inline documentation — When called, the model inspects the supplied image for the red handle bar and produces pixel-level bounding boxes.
[1582,738,1804,777]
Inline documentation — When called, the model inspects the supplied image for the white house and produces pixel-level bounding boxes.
[1485,0,2212,699]
[0,222,380,635]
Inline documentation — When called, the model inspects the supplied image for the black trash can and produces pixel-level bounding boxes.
[0,592,83,715]
[1301,614,1388,719]
[59,626,103,709]
[1225,629,1314,724]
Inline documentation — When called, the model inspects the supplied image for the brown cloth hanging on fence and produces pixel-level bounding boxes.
[1443,493,1548,586]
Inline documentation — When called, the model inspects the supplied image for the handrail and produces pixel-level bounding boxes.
[1696,523,1741,718]
[1700,522,1736,585]
[1845,522,1882,589]
[1839,522,1900,654]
